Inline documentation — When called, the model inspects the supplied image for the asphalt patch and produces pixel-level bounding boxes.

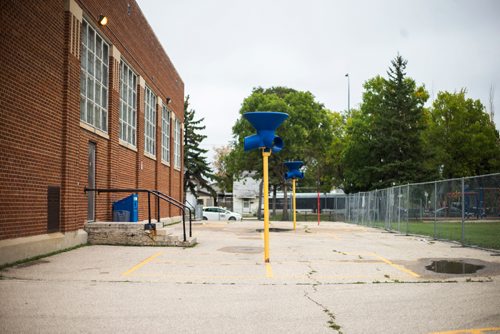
[218,246,263,254]
[256,228,294,233]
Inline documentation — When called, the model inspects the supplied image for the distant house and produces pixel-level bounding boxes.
[185,183,233,217]
[233,172,261,215]
[185,184,215,208]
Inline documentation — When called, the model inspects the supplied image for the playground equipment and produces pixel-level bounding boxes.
[284,161,304,230]
[243,111,288,263]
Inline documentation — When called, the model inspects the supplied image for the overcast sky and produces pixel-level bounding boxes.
[137,0,500,163]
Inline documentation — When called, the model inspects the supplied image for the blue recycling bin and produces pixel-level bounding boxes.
[112,194,138,222]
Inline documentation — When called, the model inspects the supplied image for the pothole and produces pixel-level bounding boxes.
[218,246,263,254]
[425,260,485,274]
[256,228,293,233]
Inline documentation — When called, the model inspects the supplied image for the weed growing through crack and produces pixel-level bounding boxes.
[332,249,347,255]
[324,309,343,333]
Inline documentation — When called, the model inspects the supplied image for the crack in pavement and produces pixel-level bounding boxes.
[302,254,343,332]
[304,289,343,333]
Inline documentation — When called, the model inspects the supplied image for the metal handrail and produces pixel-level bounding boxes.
[84,188,188,242]
[152,190,193,238]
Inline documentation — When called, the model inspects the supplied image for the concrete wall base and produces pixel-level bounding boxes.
[0,229,88,267]
[85,222,196,247]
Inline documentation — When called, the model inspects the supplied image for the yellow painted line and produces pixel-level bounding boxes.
[122,251,164,277]
[370,252,420,278]
[430,327,500,334]
[265,263,273,278]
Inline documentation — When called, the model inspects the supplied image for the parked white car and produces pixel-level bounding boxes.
[202,207,242,221]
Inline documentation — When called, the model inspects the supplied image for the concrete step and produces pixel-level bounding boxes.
[153,227,197,247]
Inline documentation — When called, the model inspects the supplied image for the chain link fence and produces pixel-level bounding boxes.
[268,191,346,222]
[345,173,500,250]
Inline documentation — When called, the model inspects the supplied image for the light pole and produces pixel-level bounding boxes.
[345,73,350,113]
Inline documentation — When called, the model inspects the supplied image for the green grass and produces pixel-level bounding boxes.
[270,212,500,250]
[407,221,500,250]
[357,220,500,250]
[270,212,340,222]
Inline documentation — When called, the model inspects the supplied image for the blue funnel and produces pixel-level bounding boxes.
[284,160,304,179]
[243,112,289,152]
[284,161,304,171]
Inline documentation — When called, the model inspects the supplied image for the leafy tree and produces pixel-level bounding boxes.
[212,145,234,193]
[424,90,500,178]
[183,95,214,201]
[230,87,343,219]
[342,55,429,192]
[341,107,375,192]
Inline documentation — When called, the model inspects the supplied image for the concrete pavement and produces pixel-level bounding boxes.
[1,220,499,333]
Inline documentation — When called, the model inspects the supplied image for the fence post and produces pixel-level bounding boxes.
[397,186,401,233]
[434,181,437,239]
[461,177,465,245]
[406,184,410,235]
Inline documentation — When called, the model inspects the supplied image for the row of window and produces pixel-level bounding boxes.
[79,19,181,169]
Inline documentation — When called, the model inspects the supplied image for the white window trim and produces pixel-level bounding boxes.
[144,151,157,161]
[119,139,138,152]
[144,86,156,157]
[80,121,110,139]
[174,118,182,170]
[119,59,137,147]
[161,104,171,166]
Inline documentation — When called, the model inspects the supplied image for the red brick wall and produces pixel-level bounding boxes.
[0,0,184,240]
[0,1,66,239]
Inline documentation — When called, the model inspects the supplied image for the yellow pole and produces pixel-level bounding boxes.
[262,150,271,263]
[292,178,296,230]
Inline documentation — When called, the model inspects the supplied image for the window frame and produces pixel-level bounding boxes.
[161,104,171,164]
[144,86,157,157]
[119,60,137,147]
[174,118,181,169]
[80,18,109,133]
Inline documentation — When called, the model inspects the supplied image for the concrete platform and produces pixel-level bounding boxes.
[84,221,196,247]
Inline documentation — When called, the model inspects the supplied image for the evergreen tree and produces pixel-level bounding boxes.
[373,54,429,187]
[342,55,429,192]
[183,95,214,201]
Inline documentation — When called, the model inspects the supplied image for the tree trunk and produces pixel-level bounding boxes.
[257,180,263,220]
[282,181,289,221]
[272,185,277,216]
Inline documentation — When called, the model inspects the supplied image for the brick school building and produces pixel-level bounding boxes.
[0,0,184,264]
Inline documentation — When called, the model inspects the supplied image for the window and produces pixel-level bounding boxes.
[144,86,156,156]
[174,118,181,168]
[80,19,109,132]
[119,61,137,146]
[161,104,170,163]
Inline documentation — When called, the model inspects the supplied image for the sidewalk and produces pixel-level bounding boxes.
[1,221,499,334]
